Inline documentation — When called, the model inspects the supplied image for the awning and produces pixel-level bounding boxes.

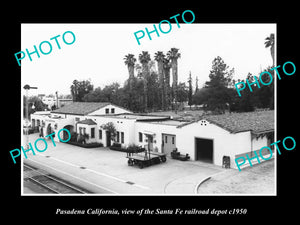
[143,131,156,136]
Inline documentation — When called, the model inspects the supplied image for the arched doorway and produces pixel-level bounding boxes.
[62,125,74,141]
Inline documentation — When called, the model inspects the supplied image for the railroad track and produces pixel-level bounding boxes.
[23,164,90,194]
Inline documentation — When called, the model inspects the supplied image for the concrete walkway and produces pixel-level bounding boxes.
[22,134,224,195]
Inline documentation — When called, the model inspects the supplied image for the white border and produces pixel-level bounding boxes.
[20,23,277,197]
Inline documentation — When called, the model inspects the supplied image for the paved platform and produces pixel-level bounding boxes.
[22,133,225,195]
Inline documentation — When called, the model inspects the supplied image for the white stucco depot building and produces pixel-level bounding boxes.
[30,102,274,169]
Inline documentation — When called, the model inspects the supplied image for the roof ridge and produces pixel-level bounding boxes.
[52,102,112,115]
[177,110,274,133]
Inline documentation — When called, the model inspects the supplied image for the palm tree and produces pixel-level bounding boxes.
[138,51,151,111]
[167,48,181,112]
[124,54,136,90]
[154,51,166,110]
[135,63,142,78]
[70,79,78,102]
[265,33,274,66]
[163,58,171,110]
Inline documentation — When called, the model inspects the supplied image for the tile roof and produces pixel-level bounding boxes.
[52,102,110,115]
[77,119,97,125]
[202,110,274,134]
[89,113,170,120]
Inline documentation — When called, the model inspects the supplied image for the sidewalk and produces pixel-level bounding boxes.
[22,133,224,195]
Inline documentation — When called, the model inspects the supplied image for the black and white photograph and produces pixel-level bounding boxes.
[20,23,276,195]
[5,3,298,220]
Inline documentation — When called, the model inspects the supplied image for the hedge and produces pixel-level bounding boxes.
[109,143,145,153]
[67,141,103,148]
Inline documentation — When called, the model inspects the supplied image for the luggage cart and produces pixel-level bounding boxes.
[126,147,167,169]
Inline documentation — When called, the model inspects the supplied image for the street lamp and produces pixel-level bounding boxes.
[23,84,38,149]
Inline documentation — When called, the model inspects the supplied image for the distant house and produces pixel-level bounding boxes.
[30,102,274,169]
[30,111,51,129]
[39,95,73,109]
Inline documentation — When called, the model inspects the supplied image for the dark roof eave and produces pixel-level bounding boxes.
[251,129,274,135]
[51,112,86,116]
[231,129,274,134]
[136,117,170,122]
[77,119,97,125]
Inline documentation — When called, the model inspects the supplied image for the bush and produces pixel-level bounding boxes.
[112,143,121,148]
[77,135,86,144]
[23,127,37,134]
[109,142,127,152]
[126,144,145,153]
[109,143,145,153]
[67,141,103,148]
[100,122,117,141]
[70,132,78,142]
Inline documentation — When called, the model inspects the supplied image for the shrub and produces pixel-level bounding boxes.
[109,142,127,152]
[23,127,37,134]
[70,132,78,142]
[112,142,121,148]
[77,134,87,144]
[100,122,117,141]
[127,144,144,153]
[67,141,103,148]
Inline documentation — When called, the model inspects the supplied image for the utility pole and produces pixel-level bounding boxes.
[188,71,193,110]
[195,76,199,93]
[23,84,38,149]
[55,91,59,109]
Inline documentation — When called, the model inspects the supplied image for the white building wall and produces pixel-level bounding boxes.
[89,116,136,147]
[43,117,74,142]
[252,136,268,151]
[176,120,251,168]
[76,123,97,143]
[31,113,50,127]
[50,113,86,121]
[33,111,264,169]
[31,112,79,143]
[135,122,178,153]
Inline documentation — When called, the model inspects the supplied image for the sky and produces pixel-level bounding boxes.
[21,23,276,96]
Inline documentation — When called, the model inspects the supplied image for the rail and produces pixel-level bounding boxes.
[23,164,88,194]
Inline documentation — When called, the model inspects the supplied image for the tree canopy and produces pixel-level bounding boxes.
[193,56,274,113]
[69,43,274,114]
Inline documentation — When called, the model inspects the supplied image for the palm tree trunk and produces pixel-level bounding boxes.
[144,79,148,112]
[128,65,134,90]
[172,60,178,113]
[271,45,274,67]
[142,63,149,112]
[164,68,170,110]
[158,61,164,110]
[161,78,165,110]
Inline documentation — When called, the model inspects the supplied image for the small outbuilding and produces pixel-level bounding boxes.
[176,110,274,168]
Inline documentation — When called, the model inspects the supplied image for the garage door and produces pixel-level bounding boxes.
[195,138,213,163]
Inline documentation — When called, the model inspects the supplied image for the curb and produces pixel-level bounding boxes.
[194,170,229,194]
[194,176,211,194]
